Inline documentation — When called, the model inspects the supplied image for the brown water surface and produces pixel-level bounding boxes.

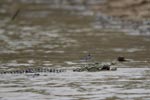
[0,1,150,100]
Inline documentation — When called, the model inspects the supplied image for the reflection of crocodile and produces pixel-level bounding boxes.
[0,62,117,75]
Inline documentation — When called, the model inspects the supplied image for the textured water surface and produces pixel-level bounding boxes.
[0,0,150,100]
[0,67,150,100]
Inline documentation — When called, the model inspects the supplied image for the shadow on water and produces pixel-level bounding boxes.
[0,0,150,100]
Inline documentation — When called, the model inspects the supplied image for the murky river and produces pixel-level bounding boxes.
[0,1,150,100]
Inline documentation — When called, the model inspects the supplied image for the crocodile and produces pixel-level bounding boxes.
[0,55,127,75]
[0,62,117,75]
[0,68,66,74]
[73,62,117,72]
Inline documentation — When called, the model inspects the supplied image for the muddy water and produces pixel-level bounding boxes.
[0,1,150,100]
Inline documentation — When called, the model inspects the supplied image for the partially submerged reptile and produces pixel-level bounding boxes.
[0,62,117,75]
[0,56,127,75]
[73,62,117,72]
